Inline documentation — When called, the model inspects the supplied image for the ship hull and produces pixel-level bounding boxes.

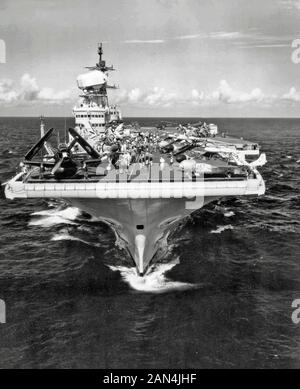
[5,174,265,275]
[70,196,219,275]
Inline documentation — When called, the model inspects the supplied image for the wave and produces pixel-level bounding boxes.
[29,207,81,227]
[51,231,101,247]
[29,216,78,227]
[269,183,295,192]
[224,211,235,217]
[263,195,288,202]
[252,222,300,233]
[210,225,234,234]
[31,207,81,220]
[108,258,198,293]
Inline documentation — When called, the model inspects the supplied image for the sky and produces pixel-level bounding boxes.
[1,0,300,117]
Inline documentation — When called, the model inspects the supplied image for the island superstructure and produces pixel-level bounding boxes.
[71,44,121,150]
[5,44,266,276]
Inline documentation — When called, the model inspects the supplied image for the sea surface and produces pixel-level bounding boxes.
[0,117,299,368]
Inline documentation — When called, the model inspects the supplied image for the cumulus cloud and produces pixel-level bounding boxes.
[128,88,144,103]
[37,87,72,101]
[114,81,268,109]
[115,81,294,109]
[0,78,19,104]
[281,86,300,101]
[114,86,178,107]
[20,73,39,100]
[191,89,204,100]
[0,73,73,106]
[190,80,266,106]
[114,80,300,110]
[144,87,177,107]
[212,80,264,104]
[191,89,204,106]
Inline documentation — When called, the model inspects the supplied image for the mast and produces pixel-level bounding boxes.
[98,43,104,69]
[97,42,115,73]
[80,43,117,104]
[97,43,117,95]
[40,115,45,137]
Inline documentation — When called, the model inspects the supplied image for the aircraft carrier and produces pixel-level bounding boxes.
[5,44,266,275]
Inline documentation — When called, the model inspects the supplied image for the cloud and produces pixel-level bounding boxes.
[4,73,295,111]
[171,29,294,51]
[114,86,178,107]
[37,87,72,101]
[282,87,300,101]
[122,30,252,45]
[0,73,73,106]
[127,88,144,103]
[144,87,177,107]
[167,31,245,42]
[191,89,204,100]
[240,43,290,49]
[114,81,272,109]
[278,0,300,10]
[208,31,243,40]
[191,80,265,105]
[212,80,264,104]
[123,39,165,44]
[115,80,300,109]
[173,33,204,40]
[0,78,19,104]
[122,30,292,50]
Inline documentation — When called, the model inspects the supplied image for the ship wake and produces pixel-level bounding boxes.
[29,207,82,227]
[51,230,102,247]
[108,257,198,293]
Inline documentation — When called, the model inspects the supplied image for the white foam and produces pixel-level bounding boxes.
[51,232,100,247]
[29,207,81,227]
[29,216,77,227]
[109,258,197,293]
[211,225,234,234]
[224,211,235,217]
[32,207,81,220]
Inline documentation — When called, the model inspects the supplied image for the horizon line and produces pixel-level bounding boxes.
[1,115,300,119]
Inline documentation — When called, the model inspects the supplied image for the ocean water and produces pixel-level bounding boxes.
[0,117,299,368]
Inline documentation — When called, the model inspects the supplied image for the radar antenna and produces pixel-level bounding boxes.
[85,42,115,72]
